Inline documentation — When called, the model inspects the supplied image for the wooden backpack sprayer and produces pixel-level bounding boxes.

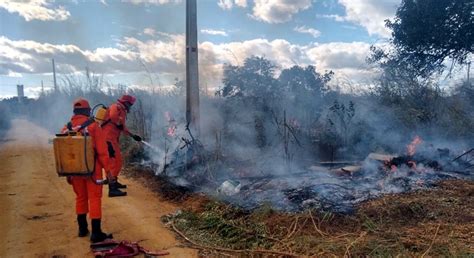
[53,104,108,183]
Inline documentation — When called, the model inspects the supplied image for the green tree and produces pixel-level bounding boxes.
[278,65,333,132]
[279,65,332,102]
[218,56,279,148]
[218,56,278,102]
[372,0,473,77]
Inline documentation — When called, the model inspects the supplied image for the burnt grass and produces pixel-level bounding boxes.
[124,166,474,257]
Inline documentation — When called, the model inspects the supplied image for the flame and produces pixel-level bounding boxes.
[390,165,397,172]
[407,135,423,156]
[167,126,176,137]
[164,111,177,137]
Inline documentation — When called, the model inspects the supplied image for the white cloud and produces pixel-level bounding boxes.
[337,0,400,37]
[143,28,156,37]
[218,0,247,10]
[6,70,22,77]
[235,0,247,8]
[0,36,138,75]
[218,0,310,24]
[294,26,321,38]
[123,0,181,5]
[316,14,346,22]
[318,1,400,37]
[0,0,70,21]
[1,35,377,92]
[201,29,228,37]
[199,39,376,90]
[251,0,312,23]
[123,34,185,67]
[306,41,377,87]
[217,0,233,10]
[203,39,306,68]
[307,42,372,70]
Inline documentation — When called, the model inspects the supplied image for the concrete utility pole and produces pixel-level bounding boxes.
[52,58,57,92]
[186,0,200,135]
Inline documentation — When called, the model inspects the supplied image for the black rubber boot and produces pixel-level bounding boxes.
[108,183,127,197]
[90,219,113,243]
[77,214,89,237]
[115,180,127,189]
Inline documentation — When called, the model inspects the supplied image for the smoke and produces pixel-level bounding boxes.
[2,56,472,214]
[124,83,473,214]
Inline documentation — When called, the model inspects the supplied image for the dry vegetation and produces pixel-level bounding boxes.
[0,55,471,258]
[125,166,474,257]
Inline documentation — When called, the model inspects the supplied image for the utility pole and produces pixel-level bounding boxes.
[467,61,471,85]
[52,58,57,92]
[41,80,44,96]
[186,0,200,135]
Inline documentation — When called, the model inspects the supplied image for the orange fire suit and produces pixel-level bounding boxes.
[103,102,131,178]
[61,114,110,219]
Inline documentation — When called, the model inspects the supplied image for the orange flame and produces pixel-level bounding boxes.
[167,126,176,137]
[164,111,177,137]
[407,136,423,156]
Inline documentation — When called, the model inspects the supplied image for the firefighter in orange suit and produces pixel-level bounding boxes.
[61,98,113,243]
[103,94,142,197]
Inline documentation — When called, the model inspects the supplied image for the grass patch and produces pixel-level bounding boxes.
[125,167,474,256]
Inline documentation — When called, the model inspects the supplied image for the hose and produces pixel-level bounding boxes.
[91,103,106,115]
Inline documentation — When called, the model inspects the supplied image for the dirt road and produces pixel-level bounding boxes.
[0,119,197,258]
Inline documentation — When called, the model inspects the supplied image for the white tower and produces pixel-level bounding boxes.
[17,84,24,103]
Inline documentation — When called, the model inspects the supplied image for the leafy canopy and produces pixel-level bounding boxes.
[372,0,473,77]
[218,56,332,106]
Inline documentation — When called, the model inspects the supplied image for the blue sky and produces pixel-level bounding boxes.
[0,0,404,98]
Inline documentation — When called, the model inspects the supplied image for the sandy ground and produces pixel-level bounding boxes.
[0,119,197,258]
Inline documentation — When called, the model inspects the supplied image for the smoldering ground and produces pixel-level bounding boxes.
[123,59,474,214]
